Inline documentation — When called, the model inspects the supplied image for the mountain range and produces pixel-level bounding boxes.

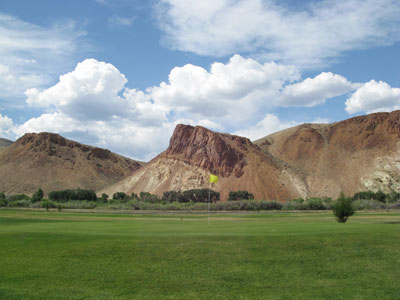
[1,111,399,200]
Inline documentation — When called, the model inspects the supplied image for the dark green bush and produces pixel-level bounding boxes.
[0,199,7,207]
[112,192,129,203]
[228,190,254,201]
[99,193,109,203]
[139,192,160,203]
[332,193,355,223]
[31,188,44,203]
[7,194,29,202]
[306,198,326,210]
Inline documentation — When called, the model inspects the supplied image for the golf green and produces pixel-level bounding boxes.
[0,209,399,299]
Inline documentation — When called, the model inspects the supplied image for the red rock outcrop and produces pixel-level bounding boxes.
[163,124,249,177]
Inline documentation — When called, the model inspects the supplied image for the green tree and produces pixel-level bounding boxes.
[100,193,109,203]
[112,192,129,203]
[331,193,355,223]
[31,188,44,203]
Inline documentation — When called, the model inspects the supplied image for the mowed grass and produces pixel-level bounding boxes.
[0,209,399,299]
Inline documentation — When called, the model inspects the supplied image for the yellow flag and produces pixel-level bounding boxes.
[209,174,219,183]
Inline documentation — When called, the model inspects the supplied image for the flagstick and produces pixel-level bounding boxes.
[208,183,210,225]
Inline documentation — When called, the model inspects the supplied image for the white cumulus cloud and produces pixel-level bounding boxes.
[150,54,300,126]
[345,80,400,114]
[155,0,400,68]
[25,59,129,121]
[0,113,15,140]
[277,72,358,107]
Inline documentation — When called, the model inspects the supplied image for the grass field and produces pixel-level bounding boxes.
[0,209,399,299]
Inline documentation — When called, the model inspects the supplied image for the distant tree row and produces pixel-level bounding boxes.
[48,189,97,202]
[1,188,399,214]
[162,189,220,203]
[353,190,400,203]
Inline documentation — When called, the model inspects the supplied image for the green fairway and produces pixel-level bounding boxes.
[0,210,399,299]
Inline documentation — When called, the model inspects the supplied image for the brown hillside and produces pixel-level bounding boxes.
[0,138,13,150]
[102,125,306,201]
[0,132,143,195]
[255,111,400,197]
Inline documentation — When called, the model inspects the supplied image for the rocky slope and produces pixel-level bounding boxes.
[102,124,306,201]
[255,111,400,197]
[0,133,143,195]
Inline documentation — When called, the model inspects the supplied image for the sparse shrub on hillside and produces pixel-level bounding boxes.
[228,190,254,201]
[0,192,5,200]
[331,193,355,223]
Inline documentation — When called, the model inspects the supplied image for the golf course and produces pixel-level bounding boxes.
[0,209,399,299]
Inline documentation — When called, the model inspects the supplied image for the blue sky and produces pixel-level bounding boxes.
[1,0,399,161]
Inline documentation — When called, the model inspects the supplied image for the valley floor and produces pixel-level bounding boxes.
[0,210,399,299]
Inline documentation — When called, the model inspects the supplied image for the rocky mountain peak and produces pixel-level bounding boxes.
[164,124,252,177]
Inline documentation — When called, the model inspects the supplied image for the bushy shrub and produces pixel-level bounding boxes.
[139,192,160,203]
[41,200,57,210]
[353,199,386,210]
[306,198,326,210]
[331,193,355,223]
[60,201,97,209]
[7,194,29,202]
[228,190,254,201]
[257,201,283,210]
[8,199,31,208]
[388,202,400,209]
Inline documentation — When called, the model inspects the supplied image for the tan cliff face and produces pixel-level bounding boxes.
[0,132,143,195]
